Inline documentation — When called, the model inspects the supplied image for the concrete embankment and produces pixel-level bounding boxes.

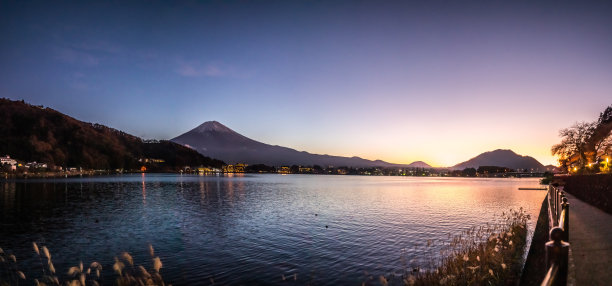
[519,197,549,286]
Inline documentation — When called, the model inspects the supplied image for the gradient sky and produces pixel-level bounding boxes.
[1,1,611,166]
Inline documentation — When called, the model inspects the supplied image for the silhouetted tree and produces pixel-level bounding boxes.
[552,105,612,172]
[588,106,612,164]
[245,164,276,173]
[290,165,300,174]
[462,168,477,177]
[552,122,594,171]
[477,166,513,175]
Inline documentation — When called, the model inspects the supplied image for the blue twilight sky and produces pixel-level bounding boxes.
[1,0,611,166]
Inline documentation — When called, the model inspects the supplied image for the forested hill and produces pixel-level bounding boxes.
[0,98,224,170]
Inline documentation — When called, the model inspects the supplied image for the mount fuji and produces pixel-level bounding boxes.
[171,121,430,168]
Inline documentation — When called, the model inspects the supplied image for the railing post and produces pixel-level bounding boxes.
[555,188,559,221]
[555,188,560,225]
[545,227,570,286]
[551,187,555,222]
[548,186,556,227]
[562,197,569,242]
[557,190,564,221]
[558,191,565,221]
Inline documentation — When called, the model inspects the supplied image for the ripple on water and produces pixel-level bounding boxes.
[0,174,545,285]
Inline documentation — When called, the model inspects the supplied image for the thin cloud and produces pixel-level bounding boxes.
[55,47,100,66]
[136,50,158,60]
[65,72,91,91]
[74,40,122,54]
[53,39,124,67]
[68,82,90,91]
[175,60,251,78]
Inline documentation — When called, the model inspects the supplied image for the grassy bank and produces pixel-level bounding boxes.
[394,208,530,286]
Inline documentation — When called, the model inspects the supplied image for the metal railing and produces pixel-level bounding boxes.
[541,185,570,286]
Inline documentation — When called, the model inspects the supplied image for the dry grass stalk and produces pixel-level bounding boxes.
[1,244,169,286]
[404,208,531,286]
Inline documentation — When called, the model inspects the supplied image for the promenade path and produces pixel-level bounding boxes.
[565,192,612,285]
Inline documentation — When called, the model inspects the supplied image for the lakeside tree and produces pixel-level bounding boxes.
[477,166,514,175]
[462,167,477,177]
[552,105,612,172]
[588,106,612,164]
[245,164,276,173]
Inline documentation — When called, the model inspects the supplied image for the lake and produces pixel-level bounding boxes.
[0,174,545,285]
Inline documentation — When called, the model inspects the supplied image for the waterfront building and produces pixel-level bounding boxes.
[0,155,17,166]
[299,167,312,173]
[235,163,247,173]
[25,161,48,169]
[223,164,248,173]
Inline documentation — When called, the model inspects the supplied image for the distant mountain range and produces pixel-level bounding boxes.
[0,99,224,170]
[1,98,553,171]
[451,149,545,171]
[171,121,430,168]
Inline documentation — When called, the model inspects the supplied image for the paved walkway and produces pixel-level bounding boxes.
[565,192,612,285]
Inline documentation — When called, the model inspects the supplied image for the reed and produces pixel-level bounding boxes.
[400,208,530,286]
[0,247,26,286]
[0,243,168,286]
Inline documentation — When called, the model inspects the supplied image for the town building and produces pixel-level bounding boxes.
[223,163,248,173]
[25,162,48,169]
[0,155,17,166]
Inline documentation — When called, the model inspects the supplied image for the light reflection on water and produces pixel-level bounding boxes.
[0,174,545,285]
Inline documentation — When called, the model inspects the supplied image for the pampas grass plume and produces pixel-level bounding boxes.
[121,252,134,266]
[42,246,51,259]
[68,266,80,276]
[153,257,162,272]
[33,242,40,255]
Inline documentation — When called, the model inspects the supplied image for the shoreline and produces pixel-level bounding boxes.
[519,196,549,285]
[1,171,547,181]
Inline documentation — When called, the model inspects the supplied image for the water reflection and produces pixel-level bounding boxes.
[1,181,16,215]
[0,175,545,285]
[142,173,146,205]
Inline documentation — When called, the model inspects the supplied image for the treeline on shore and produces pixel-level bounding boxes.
[2,163,548,179]
[244,163,545,177]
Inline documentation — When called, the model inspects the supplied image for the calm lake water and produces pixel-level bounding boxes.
[0,174,545,285]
